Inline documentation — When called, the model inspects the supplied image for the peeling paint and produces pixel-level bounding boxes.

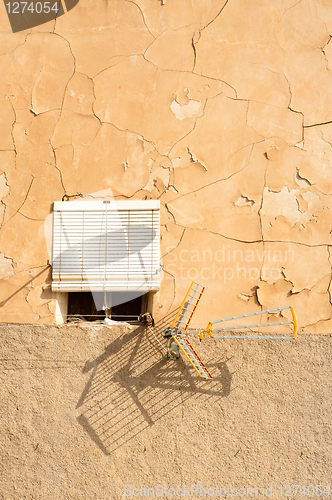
[143,166,170,193]
[0,172,10,227]
[295,171,311,188]
[171,99,202,120]
[238,293,251,301]
[261,186,323,226]
[0,252,15,280]
[0,1,332,330]
[186,148,207,171]
[235,195,255,207]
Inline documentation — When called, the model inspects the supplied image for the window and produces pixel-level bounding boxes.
[51,200,160,293]
[66,291,147,322]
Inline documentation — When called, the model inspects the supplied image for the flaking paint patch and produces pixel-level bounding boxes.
[261,186,323,226]
[0,172,10,226]
[0,252,14,280]
[143,166,170,192]
[171,99,202,120]
[235,195,255,207]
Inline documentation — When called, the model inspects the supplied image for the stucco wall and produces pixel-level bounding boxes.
[0,324,331,499]
[1,0,332,331]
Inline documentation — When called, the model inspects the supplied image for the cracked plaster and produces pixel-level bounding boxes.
[128,0,229,36]
[161,228,263,326]
[1,0,332,331]
[0,94,15,150]
[14,33,74,114]
[0,252,14,280]
[145,27,196,72]
[55,0,154,77]
[0,171,10,225]
[247,102,303,145]
[171,99,202,121]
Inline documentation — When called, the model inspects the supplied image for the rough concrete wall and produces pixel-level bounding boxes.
[0,324,331,498]
[0,0,332,330]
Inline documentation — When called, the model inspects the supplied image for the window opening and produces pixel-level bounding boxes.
[67,291,147,323]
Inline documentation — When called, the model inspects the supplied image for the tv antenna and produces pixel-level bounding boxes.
[163,281,297,379]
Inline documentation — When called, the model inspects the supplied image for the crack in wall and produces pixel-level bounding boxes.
[186,148,207,171]
[191,31,199,72]
[321,43,332,72]
[162,201,176,225]
[91,53,142,80]
[0,173,11,227]
[193,72,238,98]
[0,252,15,280]
[201,0,230,31]
[304,120,332,128]
[7,96,17,154]
[257,158,267,284]
[328,246,332,305]
[161,225,186,258]
[91,114,163,157]
[274,0,304,32]
[142,29,167,61]
[124,0,156,40]
[160,268,176,315]
[1,176,34,228]
[49,141,66,196]
[167,141,258,205]
[89,75,103,127]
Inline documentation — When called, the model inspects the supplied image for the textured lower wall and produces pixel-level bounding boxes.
[1,0,332,330]
[0,324,331,499]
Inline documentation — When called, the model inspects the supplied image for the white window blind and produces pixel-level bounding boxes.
[51,200,160,292]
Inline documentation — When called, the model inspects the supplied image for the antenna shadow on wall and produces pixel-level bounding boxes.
[76,315,232,455]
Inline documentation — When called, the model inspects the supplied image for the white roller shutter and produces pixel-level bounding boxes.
[51,200,160,292]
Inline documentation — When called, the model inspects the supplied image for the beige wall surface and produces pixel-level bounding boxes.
[1,0,332,331]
